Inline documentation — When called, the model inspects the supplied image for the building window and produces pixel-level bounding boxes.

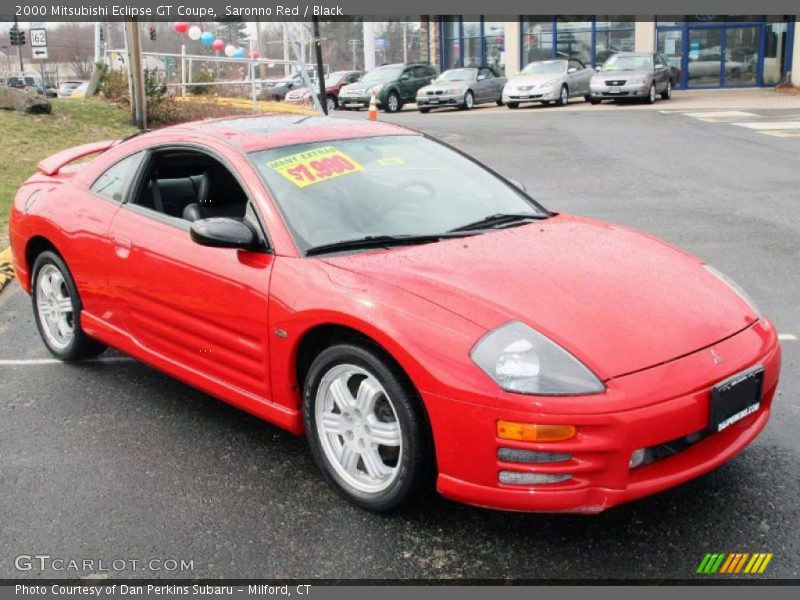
[440,17,507,73]
[521,16,635,69]
[443,17,461,68]
[483,20,506,74]
[463,20,481,67]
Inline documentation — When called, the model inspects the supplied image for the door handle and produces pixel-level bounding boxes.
[111,235,132,258]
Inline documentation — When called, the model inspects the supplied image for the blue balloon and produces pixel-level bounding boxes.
[200,32,214,46]
[233,49,245,59]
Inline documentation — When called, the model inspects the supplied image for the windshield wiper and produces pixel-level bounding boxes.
[305,232,477,257]
[447,212,547,233]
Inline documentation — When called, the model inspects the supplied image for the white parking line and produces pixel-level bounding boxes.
[778,334,798,341]
[732,121,800,130]
[0,356,134,366]
[682,110,759,122]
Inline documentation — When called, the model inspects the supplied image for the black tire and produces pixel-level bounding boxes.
[646,83,656,104]
[326,95,337,112]
[384,91,401,113]
[303,342,433,512]
[661,80,672,100]
[557,85,569,106]
[507,102,519,109]
[31,250,106,361]
[541,100,552,106]
[496,98,504,106]
[460,90,474,110]
[418,108,431,114]
[584,94,591,102]
[589,98,602,105]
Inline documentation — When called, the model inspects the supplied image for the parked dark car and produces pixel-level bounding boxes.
[284,70,364,112]
[258,74,307,102]
[339,63,438,113]
[589,52,673,104]
[416,66,506,112]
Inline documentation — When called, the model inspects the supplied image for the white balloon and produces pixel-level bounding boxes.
[188,26,202,41]
[224,44,236,57]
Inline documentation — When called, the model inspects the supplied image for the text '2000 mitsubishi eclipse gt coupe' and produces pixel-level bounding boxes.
[9,115,780,513]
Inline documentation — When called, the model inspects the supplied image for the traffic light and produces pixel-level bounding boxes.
[149,26,156,41]
[18,29,25,45]
[99,25,104,43]
[9,25,20,45]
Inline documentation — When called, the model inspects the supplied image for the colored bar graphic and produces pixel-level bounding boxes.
[698,552,772,574]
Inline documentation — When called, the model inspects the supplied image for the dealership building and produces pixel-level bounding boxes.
[426,16,798,88]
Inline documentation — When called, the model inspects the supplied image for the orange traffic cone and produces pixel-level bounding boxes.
[368,90,378,121]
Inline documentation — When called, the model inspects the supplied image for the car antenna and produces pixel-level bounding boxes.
[113,128,151,146]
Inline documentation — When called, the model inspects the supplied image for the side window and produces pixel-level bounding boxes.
[568,59,584,71]
[90,152,143,203]
[478,67,493,79]
[348,73,361,83]
[413,66,428,78]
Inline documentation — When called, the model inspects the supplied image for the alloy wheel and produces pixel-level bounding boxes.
[315,364,403,494]
[36,264,74,350]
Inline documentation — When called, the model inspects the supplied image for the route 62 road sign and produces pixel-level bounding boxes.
[30,29,47,47]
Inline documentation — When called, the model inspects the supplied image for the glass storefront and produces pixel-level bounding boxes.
[520,16,635,68]
[440,17,507,74]
[656,16,794,88]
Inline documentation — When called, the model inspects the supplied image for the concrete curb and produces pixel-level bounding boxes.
[0,246,13,292]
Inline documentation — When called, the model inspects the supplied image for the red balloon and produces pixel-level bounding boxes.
[262,58,270,67]
[212,39,225,52]
[249,50,260,60]
[173,22,188,34]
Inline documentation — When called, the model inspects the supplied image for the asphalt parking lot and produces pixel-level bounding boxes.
[1,97,799,580]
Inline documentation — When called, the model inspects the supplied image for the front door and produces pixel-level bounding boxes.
[106,155,274,402]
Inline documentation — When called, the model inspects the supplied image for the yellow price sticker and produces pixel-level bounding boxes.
[267,146,363,188]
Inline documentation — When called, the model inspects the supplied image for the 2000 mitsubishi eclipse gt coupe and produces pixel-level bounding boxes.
[8,115,781,513]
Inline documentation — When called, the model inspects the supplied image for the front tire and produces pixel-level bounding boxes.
[304,343,432,512]
[385,91,401,113]
[661,80,672,100]
[557,85,569,106]
[460,91,474,110]
[646,82,656,104]
[326,95,337,112]
[31,251,106,361]
[507,102,519,109]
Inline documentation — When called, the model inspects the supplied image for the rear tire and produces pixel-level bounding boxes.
[304,343,432,512]
[418,108,431,114]
[589,98,602,105]
[31,251,106,361]
[507,102,519,109]
[496,99,504,106]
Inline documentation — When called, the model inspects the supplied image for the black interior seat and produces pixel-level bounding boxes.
[182,164,248,222]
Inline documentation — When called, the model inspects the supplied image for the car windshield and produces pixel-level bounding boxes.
[326,71,350,85]
[435,68,477,82]
[250,135,548,253]
[602,55,653,71]
[360,67,403,84]
[520,61,566,75]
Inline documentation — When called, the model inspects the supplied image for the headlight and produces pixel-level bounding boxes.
[704,265,762,318]
[628,77,647,85]
[471,321,605,395]
[370,83,384,93]
[445,88,463,95]
[543,78,560,86]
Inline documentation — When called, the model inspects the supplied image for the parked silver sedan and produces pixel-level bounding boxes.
[589,52,673,104]
[502,58,594,108]
[416,66,506,112]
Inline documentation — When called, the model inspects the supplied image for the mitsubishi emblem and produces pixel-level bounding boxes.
[710,349,724,365]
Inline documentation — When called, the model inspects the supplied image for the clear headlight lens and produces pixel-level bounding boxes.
[445,88,463,95]
[704,265,762,318]
[471,321,605,395]
[370,83,384,93]
[543,78,560,86]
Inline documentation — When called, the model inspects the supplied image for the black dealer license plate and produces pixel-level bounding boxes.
[709,365,764,432]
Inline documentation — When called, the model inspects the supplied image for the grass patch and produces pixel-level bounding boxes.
[0,99,136,233]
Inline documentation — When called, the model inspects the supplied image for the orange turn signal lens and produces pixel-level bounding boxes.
[496,421,577,442]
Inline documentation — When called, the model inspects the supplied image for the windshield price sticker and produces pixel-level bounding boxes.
[267,146,362,188]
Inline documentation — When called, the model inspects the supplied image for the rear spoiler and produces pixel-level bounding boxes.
[37,140,117,176]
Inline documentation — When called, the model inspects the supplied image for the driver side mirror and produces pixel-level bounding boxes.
[400,73,411,82]
[595,66,602,72]
[567,67,577,74]
[477,74,487,80]
[430,78,436,84]
[190,217,257,250]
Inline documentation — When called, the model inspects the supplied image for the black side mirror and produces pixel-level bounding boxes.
[190,218,257,250]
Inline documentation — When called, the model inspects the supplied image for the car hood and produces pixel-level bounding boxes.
[507,73,564,86]
[322,214,757,380]
[418,82,470,94]
[594,69,651,80]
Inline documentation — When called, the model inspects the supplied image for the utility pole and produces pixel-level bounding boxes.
[312,15,327,115]
[282,23,289,76]
[348,39,358,69]
[124,19,147,129]
[362,21,375,71]
[403,23,408,64]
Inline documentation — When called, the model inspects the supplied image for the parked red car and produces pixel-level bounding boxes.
[9,115,781,513]
[283,70,364,112]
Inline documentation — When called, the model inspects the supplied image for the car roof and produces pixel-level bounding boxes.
[615,52,654,57]
[163,114,418,153]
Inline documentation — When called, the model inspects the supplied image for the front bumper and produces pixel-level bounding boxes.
[503,87,557,103]
[339,94,374,109]
[426,319,781,513]
[416,93,465,108]
[590,82,650,99]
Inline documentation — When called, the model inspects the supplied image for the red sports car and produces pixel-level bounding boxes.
[8,115,781,513]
